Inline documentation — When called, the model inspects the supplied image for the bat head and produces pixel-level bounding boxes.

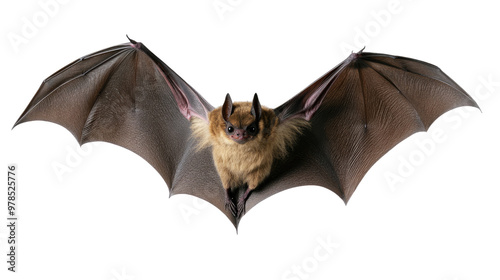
[221,93,262,144]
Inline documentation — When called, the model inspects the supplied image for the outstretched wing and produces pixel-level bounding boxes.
[245,50,479,212]
[14,38,236,225]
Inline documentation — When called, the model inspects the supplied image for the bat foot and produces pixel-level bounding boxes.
[236,187,253,218]
[236,198,246,218]
[224,192,237,216]
[225,187,252,218]
[225,199,237,216]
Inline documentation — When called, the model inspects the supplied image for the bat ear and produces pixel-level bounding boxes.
[251,93,262,121]
[222,93,233,122]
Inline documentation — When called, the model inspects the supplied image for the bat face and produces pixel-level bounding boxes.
[221,94,262,145]
[223,104,259,144]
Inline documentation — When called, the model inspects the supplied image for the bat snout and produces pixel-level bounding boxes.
[230,129,252,144]
[234,128,247,137]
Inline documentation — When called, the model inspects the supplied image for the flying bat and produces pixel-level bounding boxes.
[14,37,479,229]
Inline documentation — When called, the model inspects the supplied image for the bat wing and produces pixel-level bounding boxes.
[243,50,480,215]
[14,38,237,226]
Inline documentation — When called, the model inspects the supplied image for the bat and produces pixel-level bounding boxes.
[13,37,479,229]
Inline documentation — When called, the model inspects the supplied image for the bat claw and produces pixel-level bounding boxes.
[225,199,237,216]
[236,198,246,218]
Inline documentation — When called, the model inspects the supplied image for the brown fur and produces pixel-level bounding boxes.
[191,102,309,191]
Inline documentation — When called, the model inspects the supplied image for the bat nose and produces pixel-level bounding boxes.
[229,128,249,142]
[235,129,247,137]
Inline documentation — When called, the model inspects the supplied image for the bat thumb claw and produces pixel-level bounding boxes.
[126,34,137,44]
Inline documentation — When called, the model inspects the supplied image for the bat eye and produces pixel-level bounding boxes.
[247,125,257,134]
[227,126,234,133]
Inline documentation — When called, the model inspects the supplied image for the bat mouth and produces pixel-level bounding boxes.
[230,135,252,144]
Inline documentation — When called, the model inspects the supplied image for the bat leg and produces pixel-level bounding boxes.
[224,188,237,216]
[237,187,253,218]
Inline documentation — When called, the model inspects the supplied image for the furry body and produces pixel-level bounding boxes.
[209,101,277,191]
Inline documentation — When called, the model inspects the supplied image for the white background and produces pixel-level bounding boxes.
[1,1,499,279]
